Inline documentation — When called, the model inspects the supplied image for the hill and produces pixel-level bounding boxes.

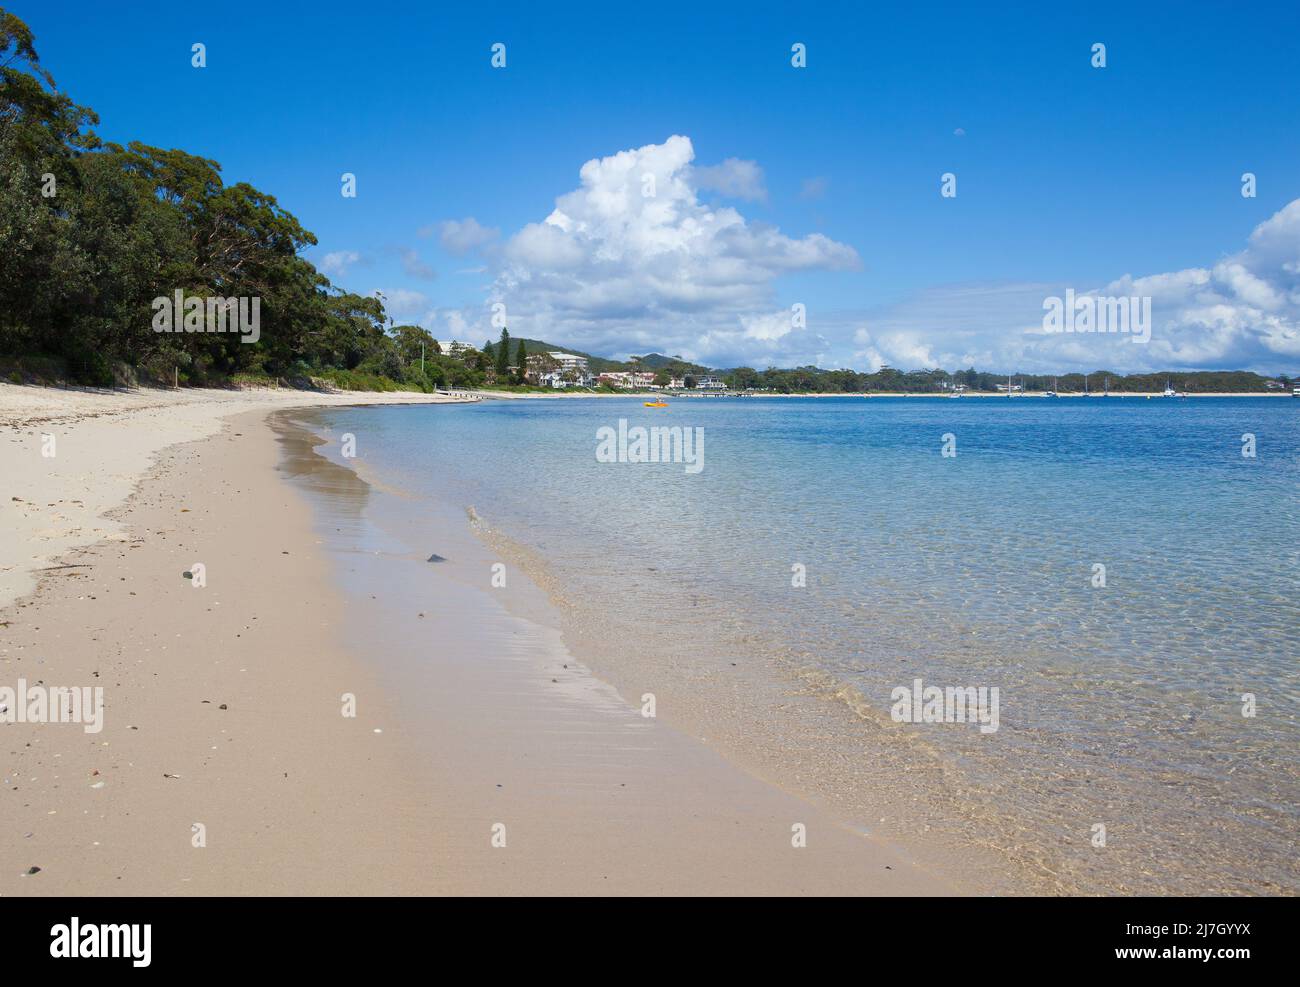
[481,337,627,373]
[628,353,713,375]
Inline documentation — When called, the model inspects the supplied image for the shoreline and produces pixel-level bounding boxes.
[7,384,1290,895]
[451,485,1038,897]
[2,388,962,895]
[289,403,1025,895]
[291,397,1296,896]
[275,408,966,894]
[0,406,443,894]
[473,389,1296,399]
[0,382,473,610]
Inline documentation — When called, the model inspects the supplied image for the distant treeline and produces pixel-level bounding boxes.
[716,367,1293,394]
[0,9,480,391]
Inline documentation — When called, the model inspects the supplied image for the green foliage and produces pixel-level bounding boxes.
[495,327,510,378]
[391,324,433,365]
[0,351,64,384]
[0,9,419,389]
[228,371,280,388]
[634,353,710,376]
[312,368,405,392]
[514,337,528,383]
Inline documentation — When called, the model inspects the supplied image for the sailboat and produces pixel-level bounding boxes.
[1045,376,1059,398]
[1161,379,1177,398]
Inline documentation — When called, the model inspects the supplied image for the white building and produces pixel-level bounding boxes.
[548,352,589,371]
[598,371,656,389]
[435,339,473,356]
[532,353,594,388]
[540,352,592,387]
[694,375,729,391]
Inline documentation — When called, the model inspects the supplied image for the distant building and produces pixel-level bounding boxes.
[694,375,728,391]
[530,352,593,388]
[536,371,592,389]
[548,352,589,372]
[598,371,656,389]
[435,339,473,356]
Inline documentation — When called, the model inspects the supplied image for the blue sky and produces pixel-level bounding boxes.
[17,0,1300,372]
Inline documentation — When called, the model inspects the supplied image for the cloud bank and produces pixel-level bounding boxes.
[482,135,859,363]
[421,135,1299,373]
[319,250,362,278]
[858,200,1300,374]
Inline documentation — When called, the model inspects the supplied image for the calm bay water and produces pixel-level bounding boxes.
[311,395,1299,894]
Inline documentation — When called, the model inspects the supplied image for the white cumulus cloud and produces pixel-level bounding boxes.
[1045,199,1300,369]
[449,140,1300,374]
[373,288,431,325]
[485,135,859,363]
[319,250,361,278]
[858,199,1300,374]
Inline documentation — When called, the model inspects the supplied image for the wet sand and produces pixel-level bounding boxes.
[2,399,959,895]
[1,409,436,894]
[0,382,471,610]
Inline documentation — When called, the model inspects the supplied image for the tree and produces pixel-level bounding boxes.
[515,337,528,383]
[0,8,421,386]
[495,326,510,379]
[392,324,434,368]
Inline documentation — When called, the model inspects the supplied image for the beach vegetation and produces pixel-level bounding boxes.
[494,327,510,379]
[0,9,475,393]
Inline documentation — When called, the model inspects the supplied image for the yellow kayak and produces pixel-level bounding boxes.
[644,401,668,407]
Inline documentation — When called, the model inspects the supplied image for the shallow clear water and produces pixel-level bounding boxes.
[312,395,1300,894]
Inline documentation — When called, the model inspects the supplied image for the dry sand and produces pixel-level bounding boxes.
[0,383,471,610]
[1,383,957,895]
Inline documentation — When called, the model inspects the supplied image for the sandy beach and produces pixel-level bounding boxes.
[1,383,957,895]
[0,384,477,611]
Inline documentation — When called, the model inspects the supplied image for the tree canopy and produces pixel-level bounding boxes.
[0,8,482,391]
